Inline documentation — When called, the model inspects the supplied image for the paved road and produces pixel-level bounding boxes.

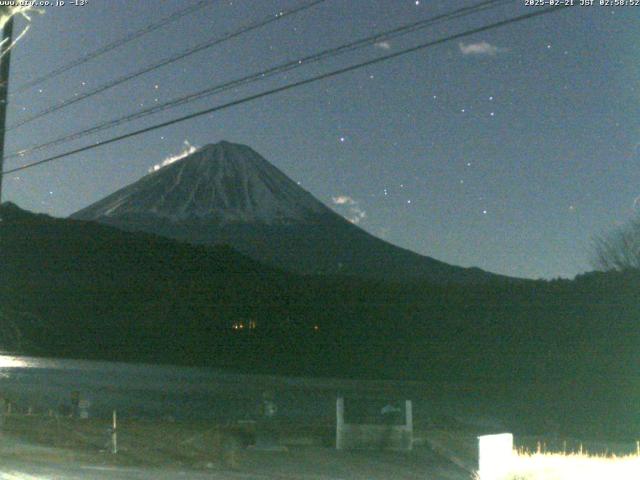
[0,448,472,480]
[0,462,275,480]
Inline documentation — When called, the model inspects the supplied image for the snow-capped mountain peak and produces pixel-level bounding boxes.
[73,141,330,225]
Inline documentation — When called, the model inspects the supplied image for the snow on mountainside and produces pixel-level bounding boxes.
[73,141,330,225]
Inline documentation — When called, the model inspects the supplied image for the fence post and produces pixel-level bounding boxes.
[405,400,413,451]
[336,396,344,450]
[111,410,118,454]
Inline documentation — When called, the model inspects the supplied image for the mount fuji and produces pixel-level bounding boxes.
[71,141,504,283]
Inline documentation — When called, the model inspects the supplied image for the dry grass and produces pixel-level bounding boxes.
[507,452,640,479]
[476,450,640,479]
[0,414,248,469]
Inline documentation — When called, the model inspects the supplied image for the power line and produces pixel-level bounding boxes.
[7,0,328,131]
[6,0,511,161]
[12,0,218,95]
[3,5,570,176]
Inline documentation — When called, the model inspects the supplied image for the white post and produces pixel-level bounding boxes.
[404,400,413,430]
[111,410,118,454]
[405,400,413,451]
[336,396,345,450]
[477,433,514,480]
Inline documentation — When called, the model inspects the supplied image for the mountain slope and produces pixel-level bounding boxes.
[0,201,296,363]
[72,141,505,283]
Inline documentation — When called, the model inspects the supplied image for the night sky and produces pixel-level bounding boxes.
[3,0,639,279]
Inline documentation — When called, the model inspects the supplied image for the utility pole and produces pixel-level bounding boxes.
[0,8,14,205]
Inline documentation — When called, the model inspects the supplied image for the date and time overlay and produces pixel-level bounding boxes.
[525,0,639,6]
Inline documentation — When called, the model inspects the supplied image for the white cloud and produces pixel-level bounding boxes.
[149,140,198,173]
[332,195,355,206]
[332,195,367,224]
[374,41,391,51]
[458,41,502,56]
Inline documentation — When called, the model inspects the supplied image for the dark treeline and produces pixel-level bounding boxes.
[1,203,639,438]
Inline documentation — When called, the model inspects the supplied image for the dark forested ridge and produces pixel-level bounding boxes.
[2,202,639,437]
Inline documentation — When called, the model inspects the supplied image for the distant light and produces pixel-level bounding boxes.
[0,355,28,369]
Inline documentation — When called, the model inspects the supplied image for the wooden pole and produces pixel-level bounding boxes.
[0,11,14,205]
